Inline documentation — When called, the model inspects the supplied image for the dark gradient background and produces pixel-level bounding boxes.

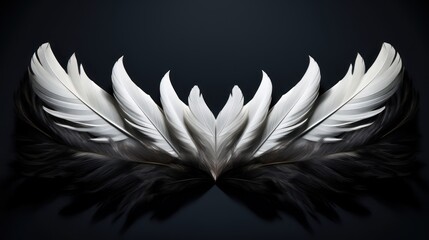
[1,0,428,239]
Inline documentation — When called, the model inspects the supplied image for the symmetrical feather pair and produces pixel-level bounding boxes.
[14,43,418,225]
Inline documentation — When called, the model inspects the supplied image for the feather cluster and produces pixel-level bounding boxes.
[14,43,418,225]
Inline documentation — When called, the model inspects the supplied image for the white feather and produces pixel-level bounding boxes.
[186,86,247,151]
[215,86,247,159]
[185,86,216,162]
[254,57,320,157]
[159,72,198,155]
[233,71,272,155]
[303,43,402,142]
[185,85,247,174]
[30,43,130,142]
[111,58,178,157]
[187,87,216,137]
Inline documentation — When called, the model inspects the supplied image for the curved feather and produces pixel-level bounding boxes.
[159,72,198,156]
[303,43,402,142]
[111,57,179,157]
[185,85,247,175]
[186,87,216,142]
[215,86,247,160]
[254,57,320,157]
[30,43,130,142]
[233,71,272,155]
[185,86,216,170]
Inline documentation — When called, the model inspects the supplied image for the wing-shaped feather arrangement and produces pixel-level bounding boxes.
[15,43,418,226]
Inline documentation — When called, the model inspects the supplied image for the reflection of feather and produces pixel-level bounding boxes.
[15,43,418,223]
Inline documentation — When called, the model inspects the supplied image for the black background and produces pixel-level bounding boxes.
[1,0,428,239]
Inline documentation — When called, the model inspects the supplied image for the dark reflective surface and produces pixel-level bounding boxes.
[2,167,425,234]
[218,172,425,232]
[3,175,214,232]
